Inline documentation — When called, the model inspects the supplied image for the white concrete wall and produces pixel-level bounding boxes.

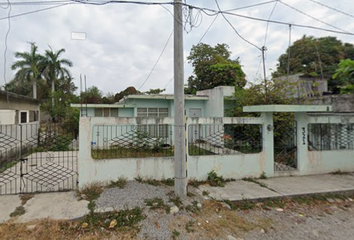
[0,110,15,124]
[78,115,272,187]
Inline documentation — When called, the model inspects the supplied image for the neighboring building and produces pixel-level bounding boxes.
[71,86,235,118]
[0,90,40,125]
[278,74,328,98]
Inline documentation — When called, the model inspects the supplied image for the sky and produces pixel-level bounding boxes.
[0,0,354,96]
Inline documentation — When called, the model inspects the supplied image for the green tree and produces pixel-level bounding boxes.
[145,88,165,94]
[272,35,354,93]
[333,59,354,94]
[43,46,73,106]
[114,86,139,102]
[186,43,246,93]
[81,86,103,104]
[11,42,46,99]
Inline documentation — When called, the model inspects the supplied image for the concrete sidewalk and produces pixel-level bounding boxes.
[1,173,354,223]
[196,173,354,201]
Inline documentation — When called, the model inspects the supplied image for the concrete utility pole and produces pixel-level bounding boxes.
[173,0,187,199]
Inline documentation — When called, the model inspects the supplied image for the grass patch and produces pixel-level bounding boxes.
[81,207,145,232]
[168,192,184,209]
[185,220,196,233]
[202,190,210,197]
[242,177,272,190]
[10,206,26,217]
[207,170,225,187]
[188,145,215,156]
[144,198,170,213]
[78,182,104,201]
[92,147,173,159]
[224,199,256,211]
[188,178,206,188]
[172,229,180,239]
[0,161,18,173]
[161,178,174,186]
[107,177,127,189]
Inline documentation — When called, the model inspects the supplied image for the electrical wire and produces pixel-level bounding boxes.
[278,0,349,33]
[215,0,261,50]
[225,0,277,12]
[0,3,72,21]
[138,30,173,90]
[164,14,219,89]
[308,0,354,20]
[263,0,278,47]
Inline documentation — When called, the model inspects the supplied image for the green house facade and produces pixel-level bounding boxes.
[71,86,235,118]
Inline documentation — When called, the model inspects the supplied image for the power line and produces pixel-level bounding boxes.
[138,30,173,90]
[226,0,277,12]
[164,14,219,89]
[278,0,349,33]
[215,0,261,50]
[0,3,72,21]
[263,0,278,47]
[307,0,354,20]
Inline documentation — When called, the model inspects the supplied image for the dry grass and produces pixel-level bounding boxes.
[20,194,34,206]
[168,200,272,240]
[0,219,138,240]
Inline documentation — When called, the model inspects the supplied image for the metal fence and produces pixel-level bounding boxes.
[0,123,78,195]
[91,124,174,159]
[188,124,263,156]
[308,123,354,151]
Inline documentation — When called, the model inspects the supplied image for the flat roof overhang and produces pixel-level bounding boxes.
[71,104,135,108]
[243,105,332,113]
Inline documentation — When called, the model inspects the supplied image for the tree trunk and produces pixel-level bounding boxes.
[51,79,55,107]
[32,79,37,99]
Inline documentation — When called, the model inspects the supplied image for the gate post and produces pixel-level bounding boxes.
[294,112,308,173]
[262,112,274,177]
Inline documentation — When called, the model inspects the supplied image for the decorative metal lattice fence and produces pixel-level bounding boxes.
[0,123,78,195]
[308,123,354,151]
[188,124,262,156]
[91,124,174,159]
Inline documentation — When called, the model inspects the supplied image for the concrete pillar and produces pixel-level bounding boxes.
[295,112,308,173]
[262,112,274,177]
[78,117,92,188]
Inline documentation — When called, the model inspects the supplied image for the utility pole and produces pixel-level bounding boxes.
[261,46,268,104]
[173,0,187,199]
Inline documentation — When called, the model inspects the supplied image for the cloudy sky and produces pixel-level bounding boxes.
[0,0,354,95]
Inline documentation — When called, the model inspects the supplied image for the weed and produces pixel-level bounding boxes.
[202,190,210,197]
[145,178,160,186]
[172,229,180,239]
[242,177,269,189]
[78,182,104,201]
[260,171,267,179]
[187,191,195,197]
[161,178,174,186]
[10,206,26,217]
[144,198,170,213]
[20,194,34,205]
[134,175,143,182]
[108,177,127,189]
[207,170,225,187]
[185,220,196,233]
[331,170,350,175]
[81,207,145,231]
[188,178,206,188]
[224,199,256,211]
[169,194,184,209]
[185,201,200,213]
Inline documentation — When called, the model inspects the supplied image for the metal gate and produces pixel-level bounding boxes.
[0,123,78,195]
[274,120,297,171]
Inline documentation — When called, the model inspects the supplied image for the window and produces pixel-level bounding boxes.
[29,110,39,122]
[20,111,28,123]
[94,108,119,117]
[137,108,169,117]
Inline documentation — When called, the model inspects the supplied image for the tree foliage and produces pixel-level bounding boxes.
[272,35,354,93]
[333,59,354,94]
[145,88,165,94]
[186,43,246,94]
[114,86,139,102]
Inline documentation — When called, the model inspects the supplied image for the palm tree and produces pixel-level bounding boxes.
[11,42,45,99]
[44,46,73,106]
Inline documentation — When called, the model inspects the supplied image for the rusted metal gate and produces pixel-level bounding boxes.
[274,120,297,171]
[0,123,78,195]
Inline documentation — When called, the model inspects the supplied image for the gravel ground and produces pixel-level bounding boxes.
[95,181,354,240]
